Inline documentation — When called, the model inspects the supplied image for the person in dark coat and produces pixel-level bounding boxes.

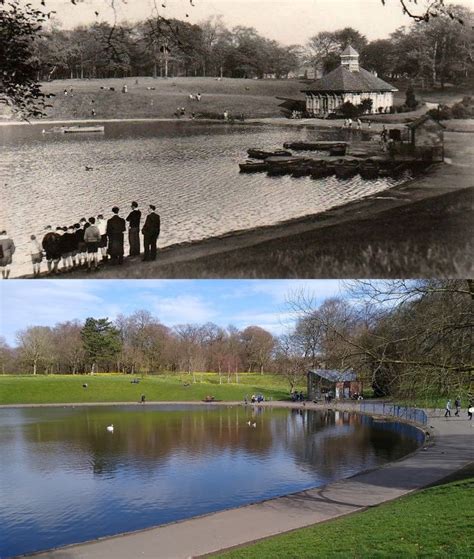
[0,230,15,279]
[42,225,62,274]
[126,201,141,257]
[106,207,126,264]
[142,205,161,261]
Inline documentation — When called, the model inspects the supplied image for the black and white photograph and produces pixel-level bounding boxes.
[1,0,472,279]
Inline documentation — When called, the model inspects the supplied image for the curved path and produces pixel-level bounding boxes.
[27,402,473,559]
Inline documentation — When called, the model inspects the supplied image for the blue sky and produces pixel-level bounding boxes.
[0,280,346,346]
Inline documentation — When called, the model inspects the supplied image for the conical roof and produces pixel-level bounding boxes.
[341,45,359,56]
[304,65,397,93]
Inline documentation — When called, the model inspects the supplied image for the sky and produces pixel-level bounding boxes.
[0,279,347,345]
[34,0,472,45]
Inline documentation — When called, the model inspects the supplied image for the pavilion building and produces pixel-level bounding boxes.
[304,46,398,117]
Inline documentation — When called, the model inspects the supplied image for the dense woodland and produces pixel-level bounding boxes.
[31,5,473,84]
[1,281,472,399]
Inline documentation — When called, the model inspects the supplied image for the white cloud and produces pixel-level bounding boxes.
[146,294,218,325]
[248,280,344,304]
[0,280,106,344]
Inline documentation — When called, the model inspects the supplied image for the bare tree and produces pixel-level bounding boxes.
[16,326,53,375]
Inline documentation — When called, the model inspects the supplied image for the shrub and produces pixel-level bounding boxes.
[340,101,360,119]
[358,98,373,114]
[451,103,472,119]
[427,105,452,120]
[405,86,419,109]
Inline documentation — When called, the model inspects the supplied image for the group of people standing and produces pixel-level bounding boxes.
[444,397,473,420]
[0,202,161,279]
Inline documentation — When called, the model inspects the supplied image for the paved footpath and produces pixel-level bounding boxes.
[30,403,473,559]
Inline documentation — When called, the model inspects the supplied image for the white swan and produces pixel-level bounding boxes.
[106,424,114,432]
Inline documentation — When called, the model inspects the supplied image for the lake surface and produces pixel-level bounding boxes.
[0,405,422,557]
[1,121,409,277]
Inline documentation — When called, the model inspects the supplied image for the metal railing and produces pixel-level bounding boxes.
[359,402,428,426]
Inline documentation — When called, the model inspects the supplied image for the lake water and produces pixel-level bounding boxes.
[0,405,422,557]
[1,121,408,277]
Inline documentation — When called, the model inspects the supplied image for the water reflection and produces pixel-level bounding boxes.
[1,121,407,277]
[0,405,420,557]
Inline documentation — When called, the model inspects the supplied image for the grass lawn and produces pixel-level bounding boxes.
[0,373,302,405]
[38,77,306,121]
[216,477,474,559]
[3,75,470,122]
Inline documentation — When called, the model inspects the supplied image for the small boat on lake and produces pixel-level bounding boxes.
[334,158,359,179]
[266,156,310,176]
[310,161,334,179]
[247,148,292,160]
[329,145,347,156]
[359,159,380,179]
[61,125,105,134]
[239,160,268,173]
[283,141,348,152]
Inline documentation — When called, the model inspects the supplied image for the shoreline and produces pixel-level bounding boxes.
[18,401,474,559]
[8,118,474,279]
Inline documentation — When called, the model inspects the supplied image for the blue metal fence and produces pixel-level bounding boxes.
[359,402,428,426]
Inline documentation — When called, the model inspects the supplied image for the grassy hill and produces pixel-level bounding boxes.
[0,373,303,405]
[39,77,307,121]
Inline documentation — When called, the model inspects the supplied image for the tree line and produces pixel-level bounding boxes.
[34,5,472,85]
[2,1,472,118]
[1,280,472,398]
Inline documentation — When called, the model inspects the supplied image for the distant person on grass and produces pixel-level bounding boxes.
[29,234,43,277]
[142,205,161,262]
[126,201,141,257]
[107,207,126,265]
[0,230,15,279]
[445,399,452,417]
[84,217,102,271]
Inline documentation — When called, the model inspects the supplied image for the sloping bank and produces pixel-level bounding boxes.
[49,125,472,280]
[26,402,474,559]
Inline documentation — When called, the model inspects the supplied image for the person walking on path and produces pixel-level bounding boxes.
[84,217,102,271]
[454,397,462,417]
[468,406,473,421]
[142,205,161,261]
[0,230,15,279]
[107,207,126,265]
[96,214,108,262]
[126,201,141,257]
[444,399,452,417]
[29,234,43,277]
[42,225,61,275]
